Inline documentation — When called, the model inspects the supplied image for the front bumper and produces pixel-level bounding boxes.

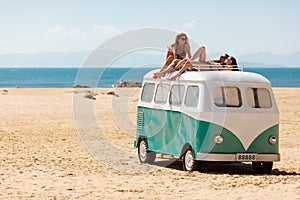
[196,153,280,162]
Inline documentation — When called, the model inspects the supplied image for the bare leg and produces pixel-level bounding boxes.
[169,61,193,80]
[191,46,206,62]
[173,59,189,70]
[160,55,174,72]
[154,59,180,78]
[153,55,175,78]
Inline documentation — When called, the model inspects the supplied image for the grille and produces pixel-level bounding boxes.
[137,112,144,130]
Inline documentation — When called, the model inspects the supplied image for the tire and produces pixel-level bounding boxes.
[138,139,156,164]
[182,147,197,171]
[252,162,273,174]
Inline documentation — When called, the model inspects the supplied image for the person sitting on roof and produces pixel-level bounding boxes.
[153,32,191,79]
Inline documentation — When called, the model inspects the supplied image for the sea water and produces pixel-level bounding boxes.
[0,67,299,88]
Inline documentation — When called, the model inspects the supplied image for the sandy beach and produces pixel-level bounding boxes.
[0,87,299,199]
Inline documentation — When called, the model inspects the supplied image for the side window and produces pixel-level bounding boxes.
[169,85,185,105]
[185,85,199,107]
[214,86,242,107]
[154,84,170,104]
[246,88,272,108]
[141,83,155,102]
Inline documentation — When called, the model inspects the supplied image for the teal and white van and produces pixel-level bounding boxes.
[134,69,280,174]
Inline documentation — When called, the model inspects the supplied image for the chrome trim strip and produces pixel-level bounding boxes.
[196,153,280,161]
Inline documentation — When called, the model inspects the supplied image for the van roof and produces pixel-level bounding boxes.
[144,69,271,85]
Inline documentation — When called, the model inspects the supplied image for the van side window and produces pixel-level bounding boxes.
[214,86,242,107]
[185,85,199,107]
[154,84,170,104]
[141,83,155,102]
[169,85,185,105]
[246,88,272,108]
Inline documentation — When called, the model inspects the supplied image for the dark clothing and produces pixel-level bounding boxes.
[187,68,198,72]
[232,66,239,71]
[175,49,186,60]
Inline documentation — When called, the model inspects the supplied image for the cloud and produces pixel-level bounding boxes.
[183,20,196,30]
[0,24,123,54]
[93,25,122,38]
[45,24,122,41]
[45,24,88,39]
[44,24,123,51]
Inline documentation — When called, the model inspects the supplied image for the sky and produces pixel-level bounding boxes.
[0,0,299,56]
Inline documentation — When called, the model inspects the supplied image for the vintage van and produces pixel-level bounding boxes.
[134,69,280,174]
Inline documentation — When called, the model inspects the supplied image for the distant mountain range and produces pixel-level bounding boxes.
[0,51,299,68]
[238,52,300,68]
[0,51,90,67]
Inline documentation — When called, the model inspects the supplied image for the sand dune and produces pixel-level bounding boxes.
[0,88,299,199]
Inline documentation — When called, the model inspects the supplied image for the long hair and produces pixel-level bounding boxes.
[174,32,188,44]
[230,56,237,66]
[230,56,239,71]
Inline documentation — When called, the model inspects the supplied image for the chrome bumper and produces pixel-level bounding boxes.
[196,153,280,162]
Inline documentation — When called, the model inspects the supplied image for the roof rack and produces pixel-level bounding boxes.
[189,63,244,71]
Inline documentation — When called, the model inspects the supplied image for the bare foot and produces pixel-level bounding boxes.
[153,72,160,79]
[153,72,165,78]
[170,76,178,81]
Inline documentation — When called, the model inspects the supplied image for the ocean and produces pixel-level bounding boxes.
[0,67,299,88]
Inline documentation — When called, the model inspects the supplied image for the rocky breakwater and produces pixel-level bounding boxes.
[112,80,142,88]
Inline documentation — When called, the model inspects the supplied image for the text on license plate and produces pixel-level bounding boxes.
[236,154,257,161]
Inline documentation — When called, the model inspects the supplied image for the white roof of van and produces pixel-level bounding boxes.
[144,69,271,85]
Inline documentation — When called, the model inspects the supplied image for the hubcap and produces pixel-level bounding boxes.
[185,150,194,171]
[139,141,147,162]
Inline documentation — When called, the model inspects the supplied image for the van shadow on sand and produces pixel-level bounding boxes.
[153,157,299,176]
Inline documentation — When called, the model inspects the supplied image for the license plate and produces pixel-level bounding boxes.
[236,153,257,161]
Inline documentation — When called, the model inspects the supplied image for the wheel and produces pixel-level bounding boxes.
[182,147,197,171]
[138,139,156,164]
[252,162,273,174]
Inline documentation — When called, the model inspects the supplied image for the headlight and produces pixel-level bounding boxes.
[269,136,277,145]
[214,135,224,144]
